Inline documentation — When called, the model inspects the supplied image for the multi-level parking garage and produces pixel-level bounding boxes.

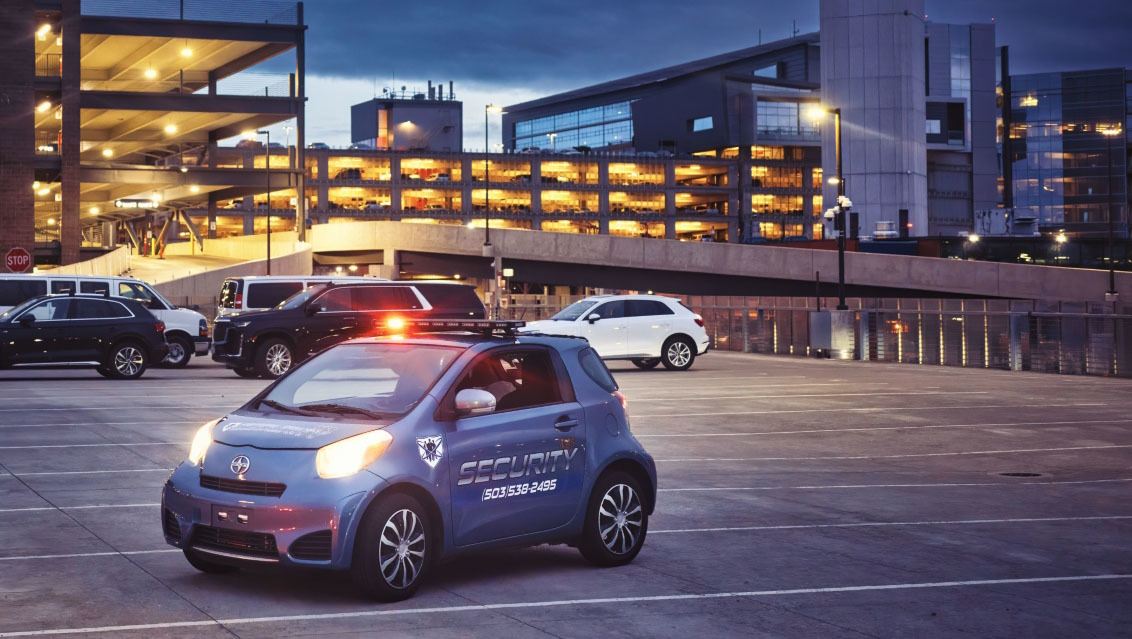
[0,0,305,265]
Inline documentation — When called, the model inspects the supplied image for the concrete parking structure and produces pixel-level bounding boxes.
[0,353,1130,637]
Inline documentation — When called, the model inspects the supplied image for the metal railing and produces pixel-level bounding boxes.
[501,294,1132,378]
[81,0,298,24]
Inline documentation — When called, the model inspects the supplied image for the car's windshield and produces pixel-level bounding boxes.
[276,284,328,310]
[257,343,462,417]
[551,300,599,321]
[0,296,47,321]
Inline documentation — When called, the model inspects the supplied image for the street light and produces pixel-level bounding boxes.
[808,104,848,310]
[246,129,273,275]
[1100,123,1124,301]
[484,104,503,247]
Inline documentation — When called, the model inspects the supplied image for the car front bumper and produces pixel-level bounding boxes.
[162,448,384,570]
[193,336,212,356]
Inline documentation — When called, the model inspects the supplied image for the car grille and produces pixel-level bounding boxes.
[162,508,181,542]
[200,474,286,497]
[212,322,228,343]
[289,530,333,561]
[191,525,277,559]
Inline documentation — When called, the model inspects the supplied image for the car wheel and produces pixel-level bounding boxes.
[183,548,239,574]
[578,471,648,567]
[162,336,193,368]
[96,367,114,378]
[104,341,148,379]
[351,493,431,601]
[255,339,294,379]
[660,336,696,371]
[233,366,260,379]
[631,358,660,370]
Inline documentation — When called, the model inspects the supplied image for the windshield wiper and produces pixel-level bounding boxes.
[297,403,392,420]
[258,399,316,416]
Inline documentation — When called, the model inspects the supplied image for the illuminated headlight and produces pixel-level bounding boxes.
[316,430,393,479]
[187,419,219,466]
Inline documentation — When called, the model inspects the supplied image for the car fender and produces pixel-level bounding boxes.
[155,307,207,335]
[587,451,658,515]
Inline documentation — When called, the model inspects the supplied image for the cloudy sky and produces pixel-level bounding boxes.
[268,0,1132,147]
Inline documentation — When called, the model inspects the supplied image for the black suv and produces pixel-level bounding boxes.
[0,294,169,379]
[212,281,485,378]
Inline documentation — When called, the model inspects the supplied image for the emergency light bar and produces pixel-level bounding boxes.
[385,318,526,336]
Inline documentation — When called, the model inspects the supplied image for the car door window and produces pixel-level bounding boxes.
[456,349,563,412]
[592,300,626,320]
[0,280,47,306]
[626,300,673,317]
[72,299,131,319]
[50,280,75,294]
[118,282,156,305]
[23,299,70,321]
[353,286,422,311]
[315,287,354,312]
[79,281,110,295]
[246,282,304,309]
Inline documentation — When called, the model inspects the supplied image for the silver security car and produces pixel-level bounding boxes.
[162,320,656,601]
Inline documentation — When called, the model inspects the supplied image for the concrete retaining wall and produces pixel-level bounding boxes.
[45,245,131,276]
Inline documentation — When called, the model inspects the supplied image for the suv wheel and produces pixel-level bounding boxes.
[352,493,431,601]
[660,336,696,371]
[631,358,660,370]
[162,336,192,368]
[104,341,148,379]
[255,339,294,378]
[578,471,648,566]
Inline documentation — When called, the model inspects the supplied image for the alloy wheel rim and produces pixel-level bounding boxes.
[165,341,185,364]
[114,346,144,376]
[378,509,426,589]
[598,483,643,555]
[667,341,691,367]
[265,344,292,376]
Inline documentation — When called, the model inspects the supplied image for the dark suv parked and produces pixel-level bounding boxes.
[0,294,169,379]
[212,281,485,378]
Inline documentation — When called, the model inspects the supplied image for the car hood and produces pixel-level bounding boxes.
[212,414,394,449]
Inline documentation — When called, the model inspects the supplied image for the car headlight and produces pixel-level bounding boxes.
[315,430,393,479]
[233,320,252,328]
[188,419,219,466]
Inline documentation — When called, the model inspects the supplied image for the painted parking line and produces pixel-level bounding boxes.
[658,477,1132,492]
[0,549,177,562]
[0,574,1128,637]
[14,468,173,477]
[0,442,177,450]
[654,444,1132,463]
[650,515,1132,534]
[0,503,159,514]
[632,390,989,402]
[635,418,1132,438]
[0,420,205,430]
[632,402,1108,418]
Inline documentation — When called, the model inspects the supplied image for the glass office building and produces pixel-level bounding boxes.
[513,102,633,151]
[1004,68,1130,236]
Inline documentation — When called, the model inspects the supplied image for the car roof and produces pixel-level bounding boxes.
[0,274,143,283]
[580,294,677,302]
[228,275,385,282]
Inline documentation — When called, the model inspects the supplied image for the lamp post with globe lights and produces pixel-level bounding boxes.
[809,104,848,310]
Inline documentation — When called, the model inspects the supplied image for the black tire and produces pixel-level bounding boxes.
[162,335,193,368]
[351,493,432,602]
[96,367,114,378]
[183,548,239,574]
[631,358,660,370]
[578,471,649,567]
[660,336,696,371]
[254,338,294,379]
[103,341,148,379]
[233,366,260,379]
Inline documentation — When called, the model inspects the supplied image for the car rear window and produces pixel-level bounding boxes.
[218,280,240,308]
[246,281,304,309]
[79,281,110,295]
[0,280,47,306]
[414,284,486,317]
[51,280,75,294]
[72,299,132,319]
[578,347,618,392]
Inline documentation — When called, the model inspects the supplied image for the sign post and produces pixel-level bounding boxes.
[5,247,32,273]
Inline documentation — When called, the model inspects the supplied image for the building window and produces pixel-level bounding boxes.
[756,101,818,139]
[512,100,633,150]
[926,119,942,135]
[690,116,714,132]
[753,63,781,79]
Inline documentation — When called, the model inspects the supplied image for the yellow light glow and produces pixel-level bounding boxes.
[1054,232,1068,244]
[385,316,406,330]
[36,100,51,113]
[164,123,178,134]
[187,420,218,466]
[89,206,100,215]
[101,148,114,158]
[32,181,40,190]
[806,104,830,122]
[151,192,163,202]
[1099,124,1124,137]
[180,46,193,58]
[967,233,980,243]
[315,430,393,479]
[144,67,158,80]
[348,264,358,272]
[46,217,56,226]
[1020,95,1039,108]
[189,184,200,193]
[36,24,51,39]
[37,187,50,196]
[485,104,503,114]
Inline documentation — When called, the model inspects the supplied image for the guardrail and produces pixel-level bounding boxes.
[80,0,298,24]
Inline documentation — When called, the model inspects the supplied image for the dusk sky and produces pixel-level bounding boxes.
[274,0,1132,147]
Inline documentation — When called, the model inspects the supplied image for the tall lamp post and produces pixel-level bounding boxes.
[808,104,848,310]
[248,129,272,275]
[1100,124,1124,301]
[483,104,504,318]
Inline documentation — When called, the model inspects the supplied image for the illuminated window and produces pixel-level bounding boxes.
[513,101,633,150]
[690,116,714,132]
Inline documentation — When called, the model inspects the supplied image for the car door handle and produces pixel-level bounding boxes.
[554,417,580,431]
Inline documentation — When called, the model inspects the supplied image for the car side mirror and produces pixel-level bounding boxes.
[18,315,36,326]
[454,389,496,416]
[305,304,324,316]
[586,313,601,324]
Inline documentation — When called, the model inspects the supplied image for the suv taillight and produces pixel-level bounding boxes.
[234,293,243,308]
[155,321,166,334]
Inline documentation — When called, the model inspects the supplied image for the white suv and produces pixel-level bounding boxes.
[521,295,710,370]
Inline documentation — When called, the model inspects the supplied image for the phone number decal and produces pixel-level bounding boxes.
[482,479,557,502]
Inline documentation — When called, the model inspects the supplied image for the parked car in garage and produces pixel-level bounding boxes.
[0,293,168,379]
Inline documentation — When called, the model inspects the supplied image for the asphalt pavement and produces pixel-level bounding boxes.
[1,353,1130,638]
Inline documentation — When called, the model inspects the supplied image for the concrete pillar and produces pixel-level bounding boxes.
[0,0,36,263]
[461,156,473,215]
[665,217,676,240]
[599,218,609,234]
[373,248,399,280]
[390,156,402,213]
[530,157,542,216]
[598,159,610,216]
[59,0,82,264]
[207,196,218,239]
[243,213,254,235]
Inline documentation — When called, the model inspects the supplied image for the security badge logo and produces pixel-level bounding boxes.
[230,455,251,475]
[417,436,444,468]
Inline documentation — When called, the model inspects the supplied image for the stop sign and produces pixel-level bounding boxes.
[5,247,32,273]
